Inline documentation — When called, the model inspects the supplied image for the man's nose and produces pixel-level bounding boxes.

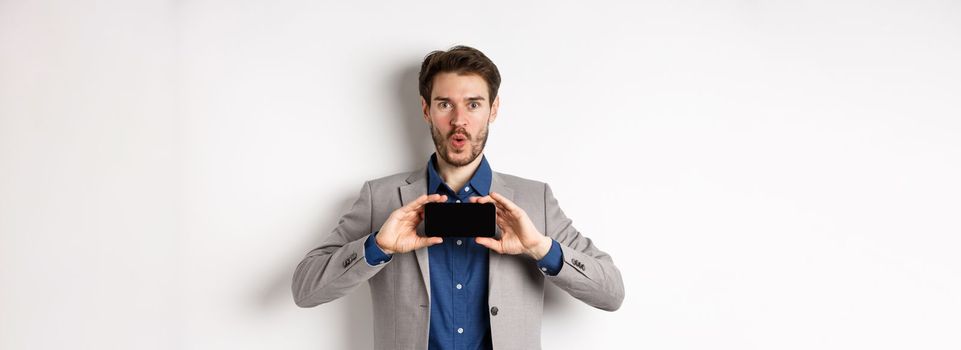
[450,106,468,127]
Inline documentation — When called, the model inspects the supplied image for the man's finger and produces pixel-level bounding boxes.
[495,206,513,220]
[426,236,443,246]
[418,194,447,212]
[407,194,446,211]
[474,237,501,253]
[471,195,494,205]
[489,192,519,213]
[481,195,508,213]
[495,217,513,233]
[414,236,444,249]
[404,194,429,210]
[488,193,517,215]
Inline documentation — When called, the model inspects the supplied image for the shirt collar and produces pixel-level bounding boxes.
[426,152,492,196]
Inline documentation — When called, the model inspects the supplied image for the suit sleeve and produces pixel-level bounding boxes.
[542,183,625,311]
[292,181,389,308]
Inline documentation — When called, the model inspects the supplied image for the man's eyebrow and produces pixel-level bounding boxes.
[432,96,486,101]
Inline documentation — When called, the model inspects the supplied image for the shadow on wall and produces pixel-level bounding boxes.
[254,61,432,348]
[256,193,372,347]
[396,61,437,169]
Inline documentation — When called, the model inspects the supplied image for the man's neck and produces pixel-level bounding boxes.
[435,152,484,193]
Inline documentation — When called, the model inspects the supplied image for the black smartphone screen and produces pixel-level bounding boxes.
[424,202,496,237]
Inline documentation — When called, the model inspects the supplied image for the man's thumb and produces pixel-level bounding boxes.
[475,237,498,252]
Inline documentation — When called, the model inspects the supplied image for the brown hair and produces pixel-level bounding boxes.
[418,45,501,105]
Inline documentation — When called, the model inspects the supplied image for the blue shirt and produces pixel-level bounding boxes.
[364,153,563,350]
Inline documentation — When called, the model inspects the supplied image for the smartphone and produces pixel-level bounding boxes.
[424,202,496,237]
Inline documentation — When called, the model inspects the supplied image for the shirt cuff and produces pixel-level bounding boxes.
[536,239,563,276]
[364,231,392,266]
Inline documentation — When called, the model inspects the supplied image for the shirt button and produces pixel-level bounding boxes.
[465,186,470,191]
[456,239,462,245]
[457,327,464,334]
[456,283,462,289]
[540,267,548,272]
[490,306,499,316]
[455,200,461,203]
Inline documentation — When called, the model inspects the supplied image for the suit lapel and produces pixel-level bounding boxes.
[400,169,431,299]
[488,172,514,291]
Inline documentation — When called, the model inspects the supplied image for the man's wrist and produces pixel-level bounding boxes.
[529,235,553,260]
[374,234,395,255]
[364,231,393,266]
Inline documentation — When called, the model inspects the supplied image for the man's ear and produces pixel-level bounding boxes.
[489,95,500,124]
[421,97,431,124]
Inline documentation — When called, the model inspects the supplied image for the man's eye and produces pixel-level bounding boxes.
[469,102,479,109]
[439,102,451,109]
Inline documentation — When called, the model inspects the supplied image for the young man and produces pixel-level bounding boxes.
[292,45,624,350]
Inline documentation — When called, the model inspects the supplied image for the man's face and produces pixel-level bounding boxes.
[422,72,500,167]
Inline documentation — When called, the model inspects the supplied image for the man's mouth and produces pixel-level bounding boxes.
[450,133,468,149]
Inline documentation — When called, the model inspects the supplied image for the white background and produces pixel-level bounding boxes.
[2,0,960,349]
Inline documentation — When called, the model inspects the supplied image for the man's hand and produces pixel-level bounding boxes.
[470,192,553,260]
[375,194,448,254]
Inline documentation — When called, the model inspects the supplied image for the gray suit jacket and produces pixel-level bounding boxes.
[292,166,624,350]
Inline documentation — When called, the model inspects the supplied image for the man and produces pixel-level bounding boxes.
[292,45,624,350]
